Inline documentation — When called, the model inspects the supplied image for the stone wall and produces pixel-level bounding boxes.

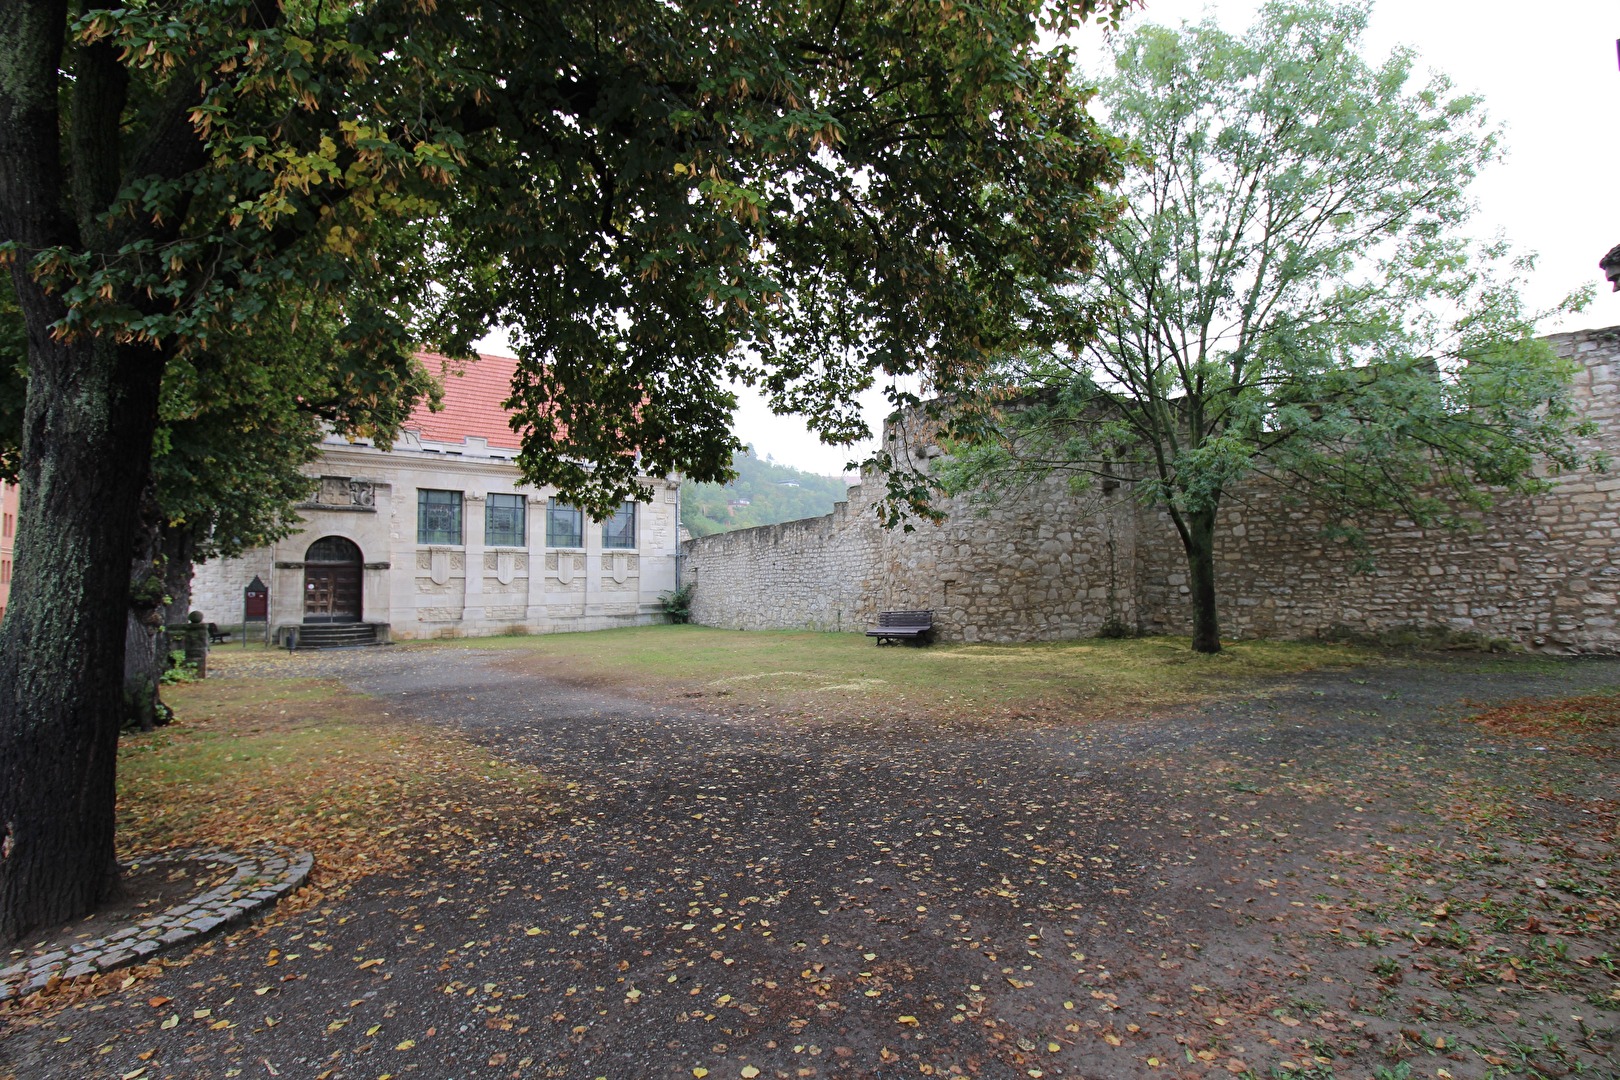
[681,494,884,633]
[190,548,273,629]
[683,325,1620,652]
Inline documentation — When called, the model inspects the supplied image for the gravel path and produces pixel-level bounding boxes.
[4,647,1616,1079]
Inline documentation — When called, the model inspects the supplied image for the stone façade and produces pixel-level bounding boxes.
[682,325,1620,652]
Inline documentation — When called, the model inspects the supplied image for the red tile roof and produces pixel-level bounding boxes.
[406,351,524,450]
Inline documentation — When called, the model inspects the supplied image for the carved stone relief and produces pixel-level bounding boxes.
[308,476,376,510]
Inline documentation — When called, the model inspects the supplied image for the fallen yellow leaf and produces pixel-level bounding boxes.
[395,1040,416,1051]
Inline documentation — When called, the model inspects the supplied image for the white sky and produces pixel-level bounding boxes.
[484,0,1620,478]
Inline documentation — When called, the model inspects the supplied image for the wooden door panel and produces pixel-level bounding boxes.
[303,565,360,622]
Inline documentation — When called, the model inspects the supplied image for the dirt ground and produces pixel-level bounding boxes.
[1,645,1615,1080]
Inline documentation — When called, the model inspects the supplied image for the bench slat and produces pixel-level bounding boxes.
[866,609,935,644]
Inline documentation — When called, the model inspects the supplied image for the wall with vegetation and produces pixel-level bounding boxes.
[683,326,1620,652]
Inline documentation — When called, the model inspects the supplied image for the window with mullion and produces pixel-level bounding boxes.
[417,488,463,545]
[546,498,583,548]
[602,502,636,550]
[486,493,527,547]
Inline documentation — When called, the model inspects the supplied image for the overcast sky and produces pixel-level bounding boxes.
[484,1,1620,478]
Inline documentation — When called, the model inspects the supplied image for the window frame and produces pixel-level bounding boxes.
[485,493,527,548]
[601,501,637,550]
[545,498,584,549]
[416,488,464,545]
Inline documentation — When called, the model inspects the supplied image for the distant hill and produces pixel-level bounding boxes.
[681,449,852,538]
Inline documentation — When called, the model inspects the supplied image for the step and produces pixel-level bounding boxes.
[292,623,381,649]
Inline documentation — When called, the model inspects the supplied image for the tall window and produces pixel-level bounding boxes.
[486,493,526,547]
[417,489,463,545]
[546,498,583,548]
[602,502,636,550]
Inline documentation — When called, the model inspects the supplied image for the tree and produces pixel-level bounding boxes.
[0,0,1129,939]
[133,288,441,727]
[939,0,1596,654]
[1,268,440,732]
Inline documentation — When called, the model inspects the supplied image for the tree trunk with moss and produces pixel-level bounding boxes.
[0,7,169,940]
[0,328,165,940]
[123,480,170,732]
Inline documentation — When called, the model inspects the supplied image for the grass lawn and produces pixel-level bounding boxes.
[414,624,1383,722]
[118,674,552,903]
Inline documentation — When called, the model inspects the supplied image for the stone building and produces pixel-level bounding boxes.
[682,325,1620,653]
[192,352,680,642]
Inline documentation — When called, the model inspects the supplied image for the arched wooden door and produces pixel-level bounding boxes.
[303,536,362,623]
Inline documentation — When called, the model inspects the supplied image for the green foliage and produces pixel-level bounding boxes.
[660,584,695,624]
[939,0,1598,646]
[680,448,851,537]
[151,287,439,561]
[0,275,438,560]
[159,650,200,685]
[5,0,1134,519]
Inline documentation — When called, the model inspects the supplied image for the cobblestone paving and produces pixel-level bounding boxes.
[0,846,311,1003]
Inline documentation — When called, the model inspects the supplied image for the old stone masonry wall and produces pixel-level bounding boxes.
[683,325,1620,651]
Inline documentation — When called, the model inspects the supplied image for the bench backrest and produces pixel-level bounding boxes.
[877,609,933,628]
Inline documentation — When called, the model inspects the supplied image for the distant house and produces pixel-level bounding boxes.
[727,498,752,510]
[191,352,680,641]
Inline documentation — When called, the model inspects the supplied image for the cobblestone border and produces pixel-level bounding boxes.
[0,845,312,1002]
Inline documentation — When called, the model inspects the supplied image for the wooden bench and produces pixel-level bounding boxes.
[865,609,935,645]
[207,622,232,644]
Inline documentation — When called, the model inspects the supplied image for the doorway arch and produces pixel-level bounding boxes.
[303,536,362,623]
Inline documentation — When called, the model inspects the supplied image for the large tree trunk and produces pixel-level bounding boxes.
[122,511,198,732]
[161,526,197,631]
[1181,509,1221,655]
[0,0,194,941]
[123,479,168,732]
[0,322,166,940]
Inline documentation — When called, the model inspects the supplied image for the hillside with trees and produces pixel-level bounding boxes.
[682,449,851,537]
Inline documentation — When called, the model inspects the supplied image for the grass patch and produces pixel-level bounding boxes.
[119,675,552,900]
[418,625,1383,722]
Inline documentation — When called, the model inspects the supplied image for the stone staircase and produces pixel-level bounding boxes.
[291,623,383,650]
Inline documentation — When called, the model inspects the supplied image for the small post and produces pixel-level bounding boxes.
[183,611,208,679]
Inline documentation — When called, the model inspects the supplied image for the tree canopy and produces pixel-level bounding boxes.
[0,0,1132,939]
[939,0,1597,653]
